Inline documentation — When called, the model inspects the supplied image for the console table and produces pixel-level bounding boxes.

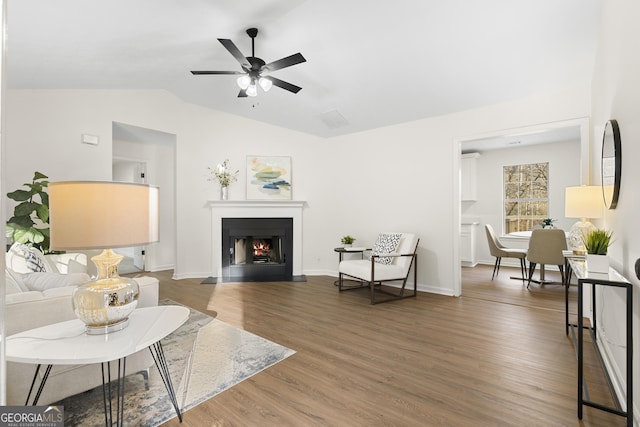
[566,258,633,426]
[6,305,190,426]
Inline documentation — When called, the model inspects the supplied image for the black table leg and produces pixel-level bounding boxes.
[101,358,127,427]
[578,281,583,420]
[149,341,182,422]
[25,364,52,406]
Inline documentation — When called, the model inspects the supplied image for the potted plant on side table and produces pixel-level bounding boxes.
[583,229,613,273]
[341,235,356,248]
[541,218,556,228]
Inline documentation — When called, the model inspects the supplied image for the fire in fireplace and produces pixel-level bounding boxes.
[222,217,293,281]
[252,240,272,261]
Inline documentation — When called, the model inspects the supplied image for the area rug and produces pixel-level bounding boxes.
[55,300,296,426]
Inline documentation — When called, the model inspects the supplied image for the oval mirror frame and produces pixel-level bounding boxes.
[601,119,621,209]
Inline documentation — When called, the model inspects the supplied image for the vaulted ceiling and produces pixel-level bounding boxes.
[7,0,601,138]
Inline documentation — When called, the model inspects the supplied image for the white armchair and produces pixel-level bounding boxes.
[338,233,419,304]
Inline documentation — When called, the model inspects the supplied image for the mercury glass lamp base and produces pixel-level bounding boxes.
[72,249,140,335]
[568,220,596,252]
[85,318,130,335]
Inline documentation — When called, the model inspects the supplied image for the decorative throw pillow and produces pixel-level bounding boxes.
[25,250,47,272]
[371,233,402,265]
[6,243,51,273]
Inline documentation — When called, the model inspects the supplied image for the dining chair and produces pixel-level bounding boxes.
[484,224,528,285]
[526,228,567,288]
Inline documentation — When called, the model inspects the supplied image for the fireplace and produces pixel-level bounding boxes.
[221,217,293,281]
[208,200,305,283]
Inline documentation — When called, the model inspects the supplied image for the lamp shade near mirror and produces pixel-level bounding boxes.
[565,185,603,253]
[49,181,159,334]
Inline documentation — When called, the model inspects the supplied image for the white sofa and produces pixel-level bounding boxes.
[4,243,160,405]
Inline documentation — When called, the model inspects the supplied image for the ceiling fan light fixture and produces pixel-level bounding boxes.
[192,28,306,97]
[258,77,273,92]
[246,82,258,97]
[237,75,251,90]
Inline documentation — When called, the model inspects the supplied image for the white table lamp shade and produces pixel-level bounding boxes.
[565,186,603,220]
[564,185,603,252]
[49,181,159,334]
[50,181,159,250]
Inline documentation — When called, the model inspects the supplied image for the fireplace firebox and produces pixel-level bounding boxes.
[221,217,293,281]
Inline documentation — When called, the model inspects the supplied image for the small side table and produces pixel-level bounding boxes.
[7,305,190,426]
[334,247,370,286]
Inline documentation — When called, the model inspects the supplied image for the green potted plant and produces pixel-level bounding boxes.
[6,171,51,253]
[541,218,556,228]
[340,235,356,247]
[583,229,613,273]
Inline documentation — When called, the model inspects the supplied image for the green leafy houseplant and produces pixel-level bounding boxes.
[341,235,356,245]
[6,172,51,253]
[541,218,556,228]
[583,229,614,255]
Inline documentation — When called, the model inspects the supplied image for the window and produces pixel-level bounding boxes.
[503,162,548,233]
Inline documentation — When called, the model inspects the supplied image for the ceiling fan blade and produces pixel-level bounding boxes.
[190,70,245,75]
[264,76,302,94]
[217,38,250,70]
[238,89,248,98]
[262,53,306,73]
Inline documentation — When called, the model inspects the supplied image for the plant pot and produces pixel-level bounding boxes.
[587,254,609,274]
[343,244,352,248]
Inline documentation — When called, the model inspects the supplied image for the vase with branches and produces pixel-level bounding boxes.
[208,159,239,200]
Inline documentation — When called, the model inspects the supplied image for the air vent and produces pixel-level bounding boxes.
[318,109,349,129]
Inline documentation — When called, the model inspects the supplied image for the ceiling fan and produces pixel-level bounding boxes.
[191,28,306,98]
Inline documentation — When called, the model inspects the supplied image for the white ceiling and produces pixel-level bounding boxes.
[6,0,601,138]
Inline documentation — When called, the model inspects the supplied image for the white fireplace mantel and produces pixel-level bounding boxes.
[208,200,305,279]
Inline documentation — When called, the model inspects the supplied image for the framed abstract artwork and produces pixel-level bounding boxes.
[246,156,292,200]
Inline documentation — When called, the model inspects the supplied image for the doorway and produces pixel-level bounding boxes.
[453,118,591,296]
[112,121,177,275]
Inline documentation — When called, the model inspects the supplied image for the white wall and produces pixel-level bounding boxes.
[590,0,640,420]
[5,85,589,296]
[4,89,327,281]
[465,140,581,266]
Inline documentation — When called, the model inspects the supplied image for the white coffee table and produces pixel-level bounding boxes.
[6,305,190,426]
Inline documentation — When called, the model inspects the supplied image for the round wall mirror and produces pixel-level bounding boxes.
[601,119,621,209]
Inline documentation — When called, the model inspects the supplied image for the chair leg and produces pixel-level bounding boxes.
[491,257,501,280]
[370,280,375,304]
[527,263,537,288]
[519,259,527,286]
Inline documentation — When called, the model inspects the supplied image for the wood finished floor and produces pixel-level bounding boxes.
[138,265,626,426]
